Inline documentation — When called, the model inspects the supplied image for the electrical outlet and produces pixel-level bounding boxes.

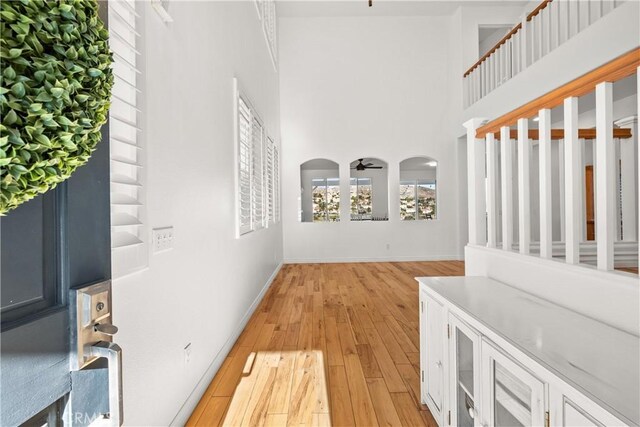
[152,226,174,253]
[184,343,192,365]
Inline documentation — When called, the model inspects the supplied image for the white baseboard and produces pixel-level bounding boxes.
[169,262,283,426]
[283,254,462,264]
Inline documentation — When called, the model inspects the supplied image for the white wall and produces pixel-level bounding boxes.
[279,15,463,262]
[111,2,282,425]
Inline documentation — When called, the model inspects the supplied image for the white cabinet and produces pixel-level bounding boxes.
[480,339,546,427]
[418,277,635,427]
[421,290,447,426]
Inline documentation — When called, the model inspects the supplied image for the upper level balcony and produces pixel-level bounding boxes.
[464,0,627,108]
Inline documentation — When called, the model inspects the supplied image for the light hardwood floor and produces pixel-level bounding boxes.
[187,261,465,427]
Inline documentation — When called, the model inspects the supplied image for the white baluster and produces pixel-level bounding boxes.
[521,16,528,70]
[581,138,587,241]
[464,119,488,246]
[518,118,531,255]
[487,132,499,248]
[501,126,514,250]
[638,67,639,271]
[539,108,553,258]
[595,82,615,271]
[559,138,566,242]
[613,116,637,242]
[564,97,582,264]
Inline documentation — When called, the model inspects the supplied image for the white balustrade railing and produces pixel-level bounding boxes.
[464,0,623,107]
[463,57,639,274]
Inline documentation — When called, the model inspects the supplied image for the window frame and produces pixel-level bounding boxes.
[400,179,437,221]
[311,177,340,222]
[234,79,278,237]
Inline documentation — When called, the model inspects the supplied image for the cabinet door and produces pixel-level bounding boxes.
[421,291,446,424]
[549,386,622,427]
[449,314,482,427]
[481,340,546,427]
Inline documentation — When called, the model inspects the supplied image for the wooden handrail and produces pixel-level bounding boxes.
[464,23,521,77]
[526,0,553,21]
[476,48,640,139]
[463,0,553,78]
[493,128,632,140]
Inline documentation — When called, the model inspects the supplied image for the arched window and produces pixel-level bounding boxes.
[399,157,437,220]
[350,158,388,221]
[300,159,340,222]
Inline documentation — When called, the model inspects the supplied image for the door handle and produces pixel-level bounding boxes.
[90,341,123,427]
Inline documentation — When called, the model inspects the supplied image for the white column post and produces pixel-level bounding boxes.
[595,82,615,271]
[500,126,514,250]
[487,132,498,248]
[564,97,582,264]
[517,118,531,254]
[464,118,488,246]
[539,108,553,259]
[614,116,638,242]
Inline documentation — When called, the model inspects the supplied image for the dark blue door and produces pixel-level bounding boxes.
[1,80,112,427]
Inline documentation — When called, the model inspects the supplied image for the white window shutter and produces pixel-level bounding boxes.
[109,0,147,278]
[274,145,280,222]
[265,138,275,224]
[251,118,264,230]
[237,96,253,235]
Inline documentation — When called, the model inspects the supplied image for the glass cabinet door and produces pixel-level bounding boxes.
[449,314,481,427]
[481,340,546,427]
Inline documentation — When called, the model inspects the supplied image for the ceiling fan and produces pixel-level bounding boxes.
[352,159,383,171]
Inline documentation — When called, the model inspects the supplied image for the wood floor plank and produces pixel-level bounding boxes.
[390,392,428,427]
[265,413,288,427]
[342,354,379,427]
[189,261,464,426]
[355,344,382,378]
[328,365,356,427]
[366,378,403,426]
[193,396,230,427]
[363,328,406,393]
[212,346,253,397]
[268,351,296,414]
[325,316,344,367]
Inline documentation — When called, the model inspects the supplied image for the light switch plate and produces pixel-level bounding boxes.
[152,226,174,253]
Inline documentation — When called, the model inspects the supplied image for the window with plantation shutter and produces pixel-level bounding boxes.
[235,79,276,236]
[237,95,252,235]
[251,117,264,230]
[108,0,147,278]
[265,138,275,224]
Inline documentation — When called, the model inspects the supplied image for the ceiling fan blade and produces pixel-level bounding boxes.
[365,166,383,169]
[364,163,374,167]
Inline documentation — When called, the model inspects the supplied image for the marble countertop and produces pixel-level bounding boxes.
[417,276,640,426]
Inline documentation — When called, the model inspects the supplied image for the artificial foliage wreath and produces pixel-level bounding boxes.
[0,0,113,214]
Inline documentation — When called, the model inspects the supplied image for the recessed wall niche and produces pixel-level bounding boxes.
[350,158,388,221]
[399,157,437,220]
[299,159,340,222]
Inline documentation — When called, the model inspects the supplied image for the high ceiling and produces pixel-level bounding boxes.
[278,0,529,17]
